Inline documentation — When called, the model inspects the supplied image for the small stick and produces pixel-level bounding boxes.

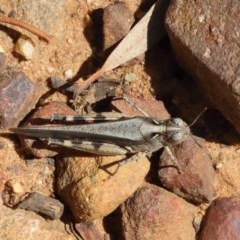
[73,69,104,95]
[0,16,50,43]
[17,192,64,220]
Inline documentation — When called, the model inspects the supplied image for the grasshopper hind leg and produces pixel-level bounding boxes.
[51,112,125,122]
[47,138,129,155]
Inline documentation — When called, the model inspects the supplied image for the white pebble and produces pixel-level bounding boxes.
[15,35,35,60]
[47,67,55,73]
[64,69,74,78]
[198,14,205,23]
[37,179,43,185]
[215,162,223,169]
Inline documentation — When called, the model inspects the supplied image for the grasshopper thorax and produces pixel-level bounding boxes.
[163,118,191,145]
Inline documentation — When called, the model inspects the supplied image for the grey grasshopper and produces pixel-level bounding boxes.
[10,98,194,173]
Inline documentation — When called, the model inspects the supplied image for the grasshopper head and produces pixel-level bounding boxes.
[164,118,191,145]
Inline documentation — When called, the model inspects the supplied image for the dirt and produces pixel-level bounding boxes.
[0,0,239,239]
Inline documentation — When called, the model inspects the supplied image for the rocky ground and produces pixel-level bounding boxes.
[0,0,239,240]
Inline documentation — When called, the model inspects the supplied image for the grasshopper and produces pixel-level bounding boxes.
[10,98,201,174]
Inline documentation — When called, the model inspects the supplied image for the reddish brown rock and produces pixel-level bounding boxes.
[20,101,76,157]
[158,137,215,203]
[165,0,240,133]
[102,2,144,66]
[111,95,170,119]
[103,2,134,50]
[121,183,197,240]
[74,221,106,240]
[0,69,45,129]
[198,197,240,240]
[57,153,150,222]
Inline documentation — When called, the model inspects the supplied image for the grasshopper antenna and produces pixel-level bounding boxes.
[188,107,208,149]
[188,107,208,127]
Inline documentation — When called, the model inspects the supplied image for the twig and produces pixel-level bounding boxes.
[17,192,64,219]
[73,69,104,95]
[0,16,50,43]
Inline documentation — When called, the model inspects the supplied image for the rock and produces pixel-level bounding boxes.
[0,206,75,240]
[0,69,45,129]
[111,95,170,119]
[103,2,134,50]
[57,153,150,221]
[3,179,28,207]
[74,221,106,240]
[121,183,198,240]
[165,0,240,133]
[5,179,25,194]
[20,101,76,157]
[158,137,215,203]
[102,2,144,65]
[198,197,240,240]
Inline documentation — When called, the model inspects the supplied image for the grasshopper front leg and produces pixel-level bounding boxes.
[163,146,182,173]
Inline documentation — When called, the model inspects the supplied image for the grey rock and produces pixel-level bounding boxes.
[165,0,240,133]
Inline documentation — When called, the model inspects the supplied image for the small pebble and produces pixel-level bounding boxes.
[37,179,43,185]
[236,148,240,153]
[25,159,34,166]
[215,162,223,169]
[47,67,55,74]
[198,15,205,23]
[67,38,74,44]
[0,45,5,53]
[124,73,136,83]
[15,35,35,60]
[64,69,74,78]
[193,215,203,233]
[45,157,55,166]
[6,180,24,194]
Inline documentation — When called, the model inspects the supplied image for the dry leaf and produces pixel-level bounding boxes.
[75,0,169,95]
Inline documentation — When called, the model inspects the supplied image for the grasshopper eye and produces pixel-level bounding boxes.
[172,118,184,126]
[171,132,183,141]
